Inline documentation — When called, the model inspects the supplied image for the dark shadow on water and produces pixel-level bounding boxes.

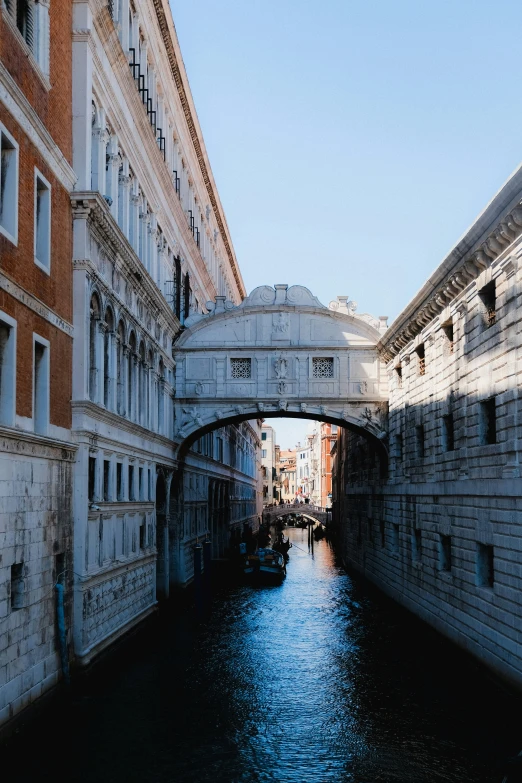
[2,533,522,783]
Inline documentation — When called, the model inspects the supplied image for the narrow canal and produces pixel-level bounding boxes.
[4,528,522,782]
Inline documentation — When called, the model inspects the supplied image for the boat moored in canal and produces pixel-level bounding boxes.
[242,548,286,582]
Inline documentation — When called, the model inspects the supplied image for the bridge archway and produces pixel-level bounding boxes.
[173,285,389,459]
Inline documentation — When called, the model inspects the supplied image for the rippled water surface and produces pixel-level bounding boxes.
[5,530,522,782]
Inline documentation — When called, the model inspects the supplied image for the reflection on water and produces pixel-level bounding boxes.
[4,529,521,783]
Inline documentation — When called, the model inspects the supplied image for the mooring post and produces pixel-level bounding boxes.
[203,537,212,600]
[193,543,203,615]
[311,522,314,553]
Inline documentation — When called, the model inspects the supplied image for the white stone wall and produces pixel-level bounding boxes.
[337,169,522,690]
[0,434,74,726]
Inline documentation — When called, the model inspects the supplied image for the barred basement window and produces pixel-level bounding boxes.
[230,358,251,379]
[312,357,334,378]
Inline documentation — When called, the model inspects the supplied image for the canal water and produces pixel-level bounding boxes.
[4,528,522,782]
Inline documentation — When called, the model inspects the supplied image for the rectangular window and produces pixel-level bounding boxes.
[395,364,403,387]
[103,459,110,501]
[230,358,251,379]
[391,523,400,554]
[139,517,146,550]
[10,562,24,610]
[312,357,334,378]
[217,438,223,463]
[261,432,267,441]
[116,462,123,500]
[476,543,494,588]
[442,321,454,354]
[0,125,19,244]
[479,281,496,328]
[395,433,403,461]
[439,534,452,572]
[139,467,143,499]
[416,343,425,376]
[34,169,51,272]
[0,314,16,426]
[415,425,425,459]
[88,456,96,501]
[480,398,496,445]
[443,414,455,451]
[148,468,152,501]
[33,336,49,435]
[412,528,422,561]
[128,465,135,501]
[262,449,267,459]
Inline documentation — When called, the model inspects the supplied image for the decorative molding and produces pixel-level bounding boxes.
[151,0,246,299]
[379,196,522,362]
[0,426,76,461]
[0,271,74,337]
[0,63,76,190]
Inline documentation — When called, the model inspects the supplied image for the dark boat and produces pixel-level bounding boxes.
[242,548,286,582]
[272,534,292,561]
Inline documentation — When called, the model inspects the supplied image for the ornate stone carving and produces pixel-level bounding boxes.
[272,313,289,334]
[278,399,287,411]
[274,356,288,378]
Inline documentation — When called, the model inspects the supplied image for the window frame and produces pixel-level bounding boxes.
[0,310,17,427]
[0,123,19,246]
[33,332,50,435]
[34,167,51,274]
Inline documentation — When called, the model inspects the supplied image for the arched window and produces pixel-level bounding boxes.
[89,293,101,402]
[157,359,164,434]
[147,348,153,429]
[103,307,114,409]
[138,341,146,426]
[116,320,126,416]
[128,331,136,420]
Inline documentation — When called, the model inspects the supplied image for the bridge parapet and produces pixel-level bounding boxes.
[262,503,330,525]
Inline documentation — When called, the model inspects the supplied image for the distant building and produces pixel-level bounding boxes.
[278,449,296,502]
[261,424,277,502]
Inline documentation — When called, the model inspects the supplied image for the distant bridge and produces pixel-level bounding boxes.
[262,503,331,526]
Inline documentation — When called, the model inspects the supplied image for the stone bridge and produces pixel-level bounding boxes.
[262,503,330,525]
[173,285,389,456]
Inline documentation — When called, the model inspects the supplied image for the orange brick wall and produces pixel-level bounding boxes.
[0,1,73,432]
[0,0,73,163]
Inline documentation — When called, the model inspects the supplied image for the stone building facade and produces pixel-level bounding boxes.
[0,0,76,726]
[261,424,277,503]
[69,0,261,666]
[334,165,522,689]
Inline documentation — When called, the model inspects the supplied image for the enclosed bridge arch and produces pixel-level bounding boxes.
[173,284,389,459]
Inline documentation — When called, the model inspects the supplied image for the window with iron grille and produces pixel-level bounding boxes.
[231,358,251,379]
[312,357,334,378]
[395,364,403,387]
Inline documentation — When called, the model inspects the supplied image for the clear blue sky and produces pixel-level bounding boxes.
[171,0,522,447]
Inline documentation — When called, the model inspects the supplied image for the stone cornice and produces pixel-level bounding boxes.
[379,166,522,363]
[0,62,76,190]
[0,425,76,461]
[72,400,178,452]
[0,270,74,337]
[151,0,246,299]
[71,191,181,338]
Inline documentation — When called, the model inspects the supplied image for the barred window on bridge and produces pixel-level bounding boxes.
[312,357,334,378]
[231,358,252,379]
